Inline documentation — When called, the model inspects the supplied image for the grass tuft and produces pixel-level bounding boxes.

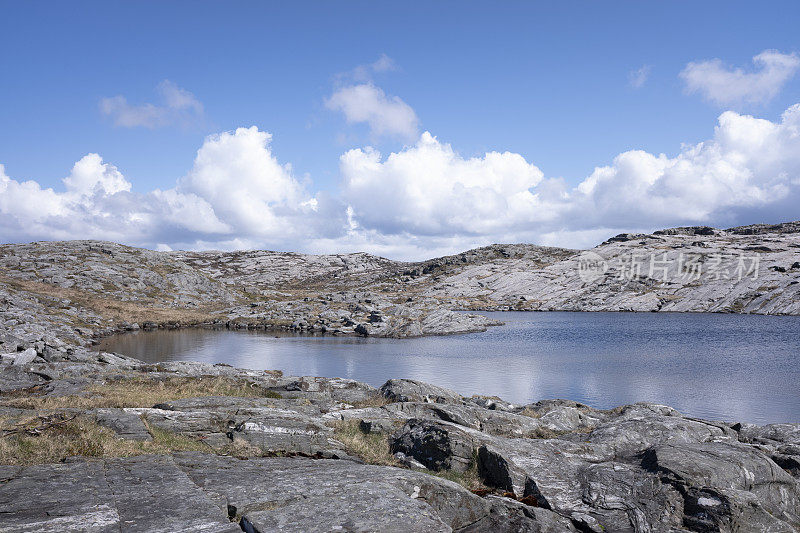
[348,393,394,409]
[431,452,487,492]
[328,420,399,466]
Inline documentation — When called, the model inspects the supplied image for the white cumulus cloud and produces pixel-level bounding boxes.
[337,103,800,252]
[100,80,204,129]
[0,127,340,250]
[572,104,800,228]
[341,132,547,236]
[680,50,800,106]
[325,83,419,141]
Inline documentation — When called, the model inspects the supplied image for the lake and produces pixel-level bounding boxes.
[96,311,800,425]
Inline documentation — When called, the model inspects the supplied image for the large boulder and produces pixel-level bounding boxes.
[390,419,475,472]
[643,441,800,531]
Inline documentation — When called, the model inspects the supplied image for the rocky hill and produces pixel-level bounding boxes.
[419,222,800,314]
[1,221,799,352]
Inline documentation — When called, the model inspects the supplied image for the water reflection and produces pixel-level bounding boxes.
[96,312,800,424]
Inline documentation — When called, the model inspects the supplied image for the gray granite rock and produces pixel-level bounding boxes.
[0,456,241,532]
[644,441,800,530]
[0,365,47,392]
[460,496,579,532]
[173,452,488,533]
[134,395,352,454]
[380,378,463,404]
[390,419,475,472]
[91,408,152,441]
[582,410,735,457]
[9,347,38,366]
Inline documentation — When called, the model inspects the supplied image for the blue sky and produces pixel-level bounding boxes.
[1,2,799,258]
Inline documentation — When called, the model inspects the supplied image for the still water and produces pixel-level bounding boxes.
[97,311,800,424]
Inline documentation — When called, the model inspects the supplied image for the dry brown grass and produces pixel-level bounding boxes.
[348,393,394,409]
[519,407,542,419]
[0,414,208,465]
[0,412,308,465]
[328,420,400,466]
[2,376,282,410]
[0,273,223,325]
[432,452,487,492]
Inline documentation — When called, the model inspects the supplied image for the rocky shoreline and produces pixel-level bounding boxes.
[1,347,799,532]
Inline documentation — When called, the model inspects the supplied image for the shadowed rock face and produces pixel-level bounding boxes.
[1,351,799,532]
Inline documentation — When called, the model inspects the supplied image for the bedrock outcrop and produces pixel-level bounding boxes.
[1,351,798,532]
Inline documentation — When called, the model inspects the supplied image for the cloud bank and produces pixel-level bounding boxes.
[0,127,337,251]
[2,104,800,259]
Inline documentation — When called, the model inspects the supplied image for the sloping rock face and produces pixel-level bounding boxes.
[418,221,800,315]
[1,352,798,532]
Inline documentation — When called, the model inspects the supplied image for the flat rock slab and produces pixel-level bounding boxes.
[129,407,233,447]
[0,455,240,533]
[0,452,571,533]
[0,366,47,392]
[173,452,503,533]
[132,401,346,454]
[153,395,322,416]
[92,408,152,441]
